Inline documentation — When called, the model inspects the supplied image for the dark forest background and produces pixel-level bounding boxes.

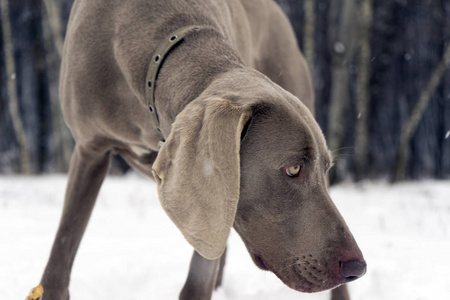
[1,0,449,183]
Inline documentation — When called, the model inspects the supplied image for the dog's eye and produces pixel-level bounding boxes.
[286,165,301,177]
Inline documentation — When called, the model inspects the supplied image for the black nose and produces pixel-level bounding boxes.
[340,260,367,282]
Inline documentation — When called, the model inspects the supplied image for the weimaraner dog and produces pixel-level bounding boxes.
[41,0,366,299]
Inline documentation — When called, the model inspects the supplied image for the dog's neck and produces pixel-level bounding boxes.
[150,26,245,136]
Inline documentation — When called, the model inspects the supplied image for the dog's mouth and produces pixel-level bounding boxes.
[250,252,342,293]
[252,254,271,271]
[275,256,342,293]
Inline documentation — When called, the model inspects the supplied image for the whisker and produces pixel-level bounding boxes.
[330,146,355,152]
[332,155,354,161]
[276,260,300,274]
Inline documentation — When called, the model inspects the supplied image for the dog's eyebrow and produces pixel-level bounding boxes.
[279,147,317,166]
[292,147,316,160]
[303,147,317,161]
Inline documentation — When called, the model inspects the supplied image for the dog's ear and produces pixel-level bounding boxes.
[152,97,252,259]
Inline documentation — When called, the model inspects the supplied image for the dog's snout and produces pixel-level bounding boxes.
[339,259,367,282]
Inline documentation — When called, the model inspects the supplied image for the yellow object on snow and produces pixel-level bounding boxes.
[26,284,43,300]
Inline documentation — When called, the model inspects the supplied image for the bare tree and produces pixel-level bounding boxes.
[42,0,64,57]
[326,0,357,181]
[393,43,450,182]
[303,0,315,72]
[354,0,374,180]
[42,0,73,172]
[1,0,31,174]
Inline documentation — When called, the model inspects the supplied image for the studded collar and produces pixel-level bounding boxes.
[145,25,203,148]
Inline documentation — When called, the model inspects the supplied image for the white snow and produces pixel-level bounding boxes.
[1,174,449,300]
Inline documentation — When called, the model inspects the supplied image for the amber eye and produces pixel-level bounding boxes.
[286,165,301,177]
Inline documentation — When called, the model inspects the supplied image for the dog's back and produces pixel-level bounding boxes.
[60,0,312,154]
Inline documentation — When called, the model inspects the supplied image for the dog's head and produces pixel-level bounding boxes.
[152,69,365,293]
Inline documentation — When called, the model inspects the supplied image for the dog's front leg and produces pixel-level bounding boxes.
[331,284,350,300]
[180,250,223,300]
[214,247,227,289]
[41,145,111,300]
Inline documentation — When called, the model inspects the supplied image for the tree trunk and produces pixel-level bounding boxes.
[1,0,31,174]
[393,43,450,182]
[303,0,315,72]
[42,0,64,57]
[42,0,73,172]
[326,0,357,182]
[354,0,373,181]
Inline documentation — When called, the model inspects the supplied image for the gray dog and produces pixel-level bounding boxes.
[41,0,366,299]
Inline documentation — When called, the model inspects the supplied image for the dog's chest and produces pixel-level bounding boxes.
[130,144,152,157]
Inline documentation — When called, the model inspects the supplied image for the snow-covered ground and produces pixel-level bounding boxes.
[1,174,449,300]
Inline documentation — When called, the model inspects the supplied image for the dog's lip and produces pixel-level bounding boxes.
[251,253,342,293]
[252,254,271,271]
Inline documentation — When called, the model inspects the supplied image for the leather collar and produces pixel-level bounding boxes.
[145,25,203,148]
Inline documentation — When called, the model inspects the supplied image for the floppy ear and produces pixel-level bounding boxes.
[152,97,252,259]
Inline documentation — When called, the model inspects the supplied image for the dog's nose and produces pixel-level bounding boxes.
[339,260,367,282]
